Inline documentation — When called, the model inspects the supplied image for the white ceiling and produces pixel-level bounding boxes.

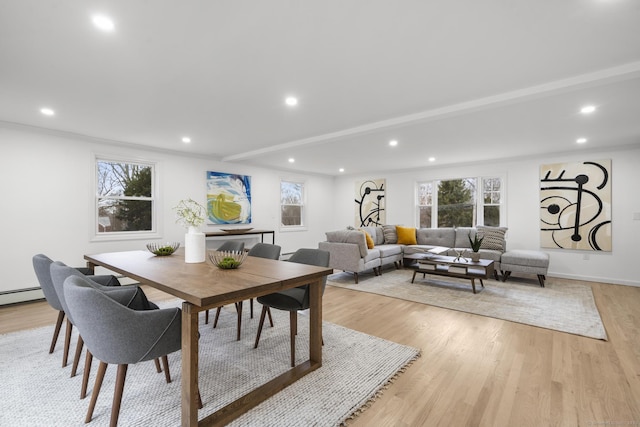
[1,1,639,176]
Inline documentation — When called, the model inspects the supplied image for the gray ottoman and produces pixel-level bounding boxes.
[501,249,550,287]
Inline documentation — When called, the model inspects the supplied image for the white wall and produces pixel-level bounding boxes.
[330,146,640,286]
[0,126,335,297]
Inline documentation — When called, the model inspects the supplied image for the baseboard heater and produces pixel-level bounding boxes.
[0,287,45,306]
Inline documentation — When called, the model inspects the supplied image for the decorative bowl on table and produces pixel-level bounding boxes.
[146,242,180,256]
[209,250,248,269]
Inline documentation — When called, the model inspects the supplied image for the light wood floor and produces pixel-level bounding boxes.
[1,275,639,426]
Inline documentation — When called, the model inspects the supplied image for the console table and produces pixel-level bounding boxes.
[204,229,275,244]
[410,255,494,294]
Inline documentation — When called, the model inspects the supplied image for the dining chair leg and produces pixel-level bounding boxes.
[63,319,73,367]
[111,364,128,427]
[154,358,162,373]
[81,350,93,399]
[197,387,203,409]
[250,298,254,318]
[161,355,171,383]
[71,335,84,377]
[213,307,222,328]
[50,310,65,354]
[235,301,243,341]
[204,309,210,324]
[254,306,268,349]
[290,311,297,367]
[86,361,108,423]
[267,306,274,327]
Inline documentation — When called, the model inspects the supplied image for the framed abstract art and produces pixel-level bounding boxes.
[206,171,252,224]
[539,159,611,251]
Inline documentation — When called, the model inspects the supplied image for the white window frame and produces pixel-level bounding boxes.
[279,179,307,232]
[415,175,506,228]
[91,155,161,241]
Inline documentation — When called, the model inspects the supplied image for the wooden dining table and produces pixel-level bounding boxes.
[84,249,332,426]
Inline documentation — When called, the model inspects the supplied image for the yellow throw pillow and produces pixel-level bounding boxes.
[396,226,417,245]
[360,229,375,249]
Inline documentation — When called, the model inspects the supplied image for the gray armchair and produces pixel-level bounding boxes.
[63,274,183,427]
[32,254,69,355]
[50,261,161,399]
[32,254,120,367]
[253,248,330,367]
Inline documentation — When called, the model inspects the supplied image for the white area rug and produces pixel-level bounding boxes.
[0,301,419,426]
[329,268,607,340]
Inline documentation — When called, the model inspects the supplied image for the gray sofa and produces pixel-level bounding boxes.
[319,225,507,283]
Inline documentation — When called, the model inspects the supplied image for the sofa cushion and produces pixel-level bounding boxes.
[376,244,403,257]
[326,230,368,257]
[382,225,398,244]
[454,227,477,248]
[374,226,385,245]
[361,226,381,246]
[477,226,508,251]
[416,228,455,247]
[363,248,381,263]
[396,226,417,245]
[360,229,375,249]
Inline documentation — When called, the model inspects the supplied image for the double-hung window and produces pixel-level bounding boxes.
[280,180,305,228]
[95,158,156,238]
[416,176,504,228]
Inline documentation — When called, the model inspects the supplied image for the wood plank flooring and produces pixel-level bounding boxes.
[1,276,639,426]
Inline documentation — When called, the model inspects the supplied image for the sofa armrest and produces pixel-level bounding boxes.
[319,241,364,272]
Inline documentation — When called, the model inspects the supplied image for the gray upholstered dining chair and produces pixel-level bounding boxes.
[50,261,161,399]
[244,243,282,318]
[32,254,73,355]
[63,274,185,427]
[210,242,282,341]
[204,240,246,328]
[32,254,119,367]
[253,248,330,367]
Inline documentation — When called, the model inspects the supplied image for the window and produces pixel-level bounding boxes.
[482,177,501,226]
[416,176,504,228]
[95,158,155,236]
[416,182,433,228]
[280,180,305,227]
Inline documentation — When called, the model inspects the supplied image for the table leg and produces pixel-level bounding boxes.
[471,278,476,294]
[411,270,417,283]
[309,278,323,364]
[181,302,199,427]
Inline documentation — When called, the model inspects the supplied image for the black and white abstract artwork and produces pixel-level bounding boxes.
[540,159,612,251]
[355,179,386,227]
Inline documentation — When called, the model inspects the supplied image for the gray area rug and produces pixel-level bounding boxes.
[329,268,607,340]
[0,300,419,426]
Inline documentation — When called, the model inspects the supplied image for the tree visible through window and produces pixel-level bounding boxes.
[437,178,476,227]
[280,181,304,227]
[97,160,154,233]
[416,176,503,228]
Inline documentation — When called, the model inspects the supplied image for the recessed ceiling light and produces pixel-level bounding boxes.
[428,157,436,162]
[339,168,345,173]
[580,105,596,114]
[576,137,587,144]
[288,158,295,163]
[285,97,298,107]
[40,107,55,116]
[182,137,191,143]
[92,14,115,32]
[389,140,398,147]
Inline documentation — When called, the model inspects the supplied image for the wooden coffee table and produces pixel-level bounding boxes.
[409,254,494,294]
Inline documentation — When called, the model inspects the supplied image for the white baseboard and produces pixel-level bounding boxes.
[0,288,45,306]
[548,271,640,287]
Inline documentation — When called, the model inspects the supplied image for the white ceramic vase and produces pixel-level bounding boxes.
[184,226,205,263]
